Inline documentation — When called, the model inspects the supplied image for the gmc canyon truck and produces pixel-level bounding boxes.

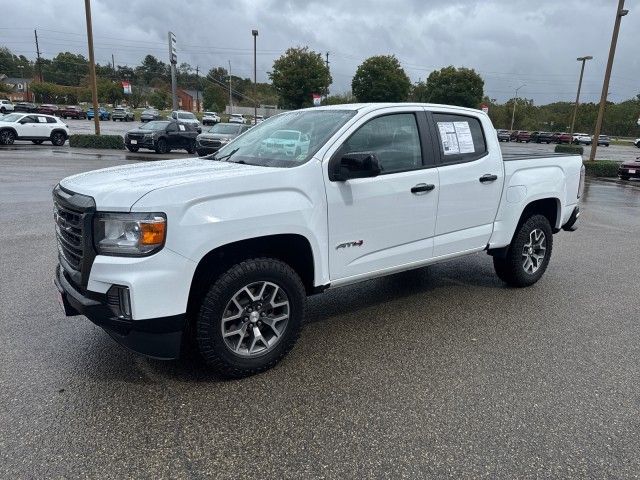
[53,103,584,377]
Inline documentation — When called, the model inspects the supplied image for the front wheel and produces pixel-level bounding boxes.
[155,138,169,154]
[195,258,305,378]
[0,129,16,145]
[493,214,553,287]
[50,132,66,146]
[186,140,197,154]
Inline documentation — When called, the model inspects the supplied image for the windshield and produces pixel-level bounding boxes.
[212,109,356,168]
[204,112,216,116]
[208,123,241,134]
[178,112,195,120]
[142,109,157,114]
[143,121,170,131]
[1,113,22,122]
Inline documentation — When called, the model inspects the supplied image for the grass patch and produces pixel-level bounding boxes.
[583,160,619,177]
[554,144,584,155]
[69,134,125,150]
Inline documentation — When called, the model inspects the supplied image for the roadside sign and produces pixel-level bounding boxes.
[122,81,132,94]
[481,103,489,113]
[168,32,177,64]
[312,93,321,106]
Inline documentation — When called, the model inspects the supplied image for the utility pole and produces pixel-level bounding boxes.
[589,0,628,162]
[510,84,526,131]
[168,32,178,110]
[228,60,233,115]
[195,65,200,112]
[34,29,43,82]
[112,53,115,71]
[83,0,100,135]
[325,52,330,100]
[252,30,258,124]
[569,56,593,141]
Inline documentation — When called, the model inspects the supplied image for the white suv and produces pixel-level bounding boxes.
[0,112,69,146]
[0,99,15,114]
[229,113,246,124]
[170,110,201,132]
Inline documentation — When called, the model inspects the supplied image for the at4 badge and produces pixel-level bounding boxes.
[336,240,364,250]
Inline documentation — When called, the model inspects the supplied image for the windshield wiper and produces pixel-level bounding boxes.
[209,148,239,162]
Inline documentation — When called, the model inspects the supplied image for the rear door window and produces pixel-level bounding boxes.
[433,113,487,164]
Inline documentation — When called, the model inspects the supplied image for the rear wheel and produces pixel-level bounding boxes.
[186,140,197,154]
[195,258,305,378]
[493,214,553,287]
[50,132,66,146]
[0,129,16,145]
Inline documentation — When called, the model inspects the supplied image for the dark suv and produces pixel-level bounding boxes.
[530,131,554,143]
[196,122,251,156]
[124,120,198,154]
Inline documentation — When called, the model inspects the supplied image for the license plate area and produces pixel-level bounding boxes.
[629,169,636,174]
[130,139,137,144]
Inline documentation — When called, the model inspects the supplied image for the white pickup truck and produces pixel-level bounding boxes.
[54,103,584,377]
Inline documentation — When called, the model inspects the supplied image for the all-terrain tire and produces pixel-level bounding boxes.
[195,258,306,378]
[493,214,553,287]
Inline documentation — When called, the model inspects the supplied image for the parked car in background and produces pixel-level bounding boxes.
[140,108,161,122]
[87,107,110,120]
[13,102,38,113]
[530,131,554,143]
[553,132,572,144]
[229,113,246,124]
[634,138,640,148]
[52,103,584,377]
[496,129,511,142]
[60,106,87,119]
[0,112,69,146]
[253,115,265,124]
[202,111,220,126]
[574,134,592,145]
[170,110,201,132]
[618,158,640,180]
[124,120,198,154]
[112,107,135,122]
[572,132,589,143]
[259,129,311,157]
[0,99,14,113]
[195,122,250,156]
[38,104,59,116]
[595,135,610,146]
[510,130,531,142]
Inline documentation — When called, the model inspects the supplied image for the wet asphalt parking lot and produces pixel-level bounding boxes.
[0,147,639,478]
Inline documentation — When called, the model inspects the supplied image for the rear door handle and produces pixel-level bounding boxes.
[411,183,435,194]
[479,174,498,183]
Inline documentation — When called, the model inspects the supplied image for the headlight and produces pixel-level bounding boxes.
[94,212,166,256]
[144,134,153,139]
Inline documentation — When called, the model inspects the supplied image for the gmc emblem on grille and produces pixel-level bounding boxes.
[336,240,364,250]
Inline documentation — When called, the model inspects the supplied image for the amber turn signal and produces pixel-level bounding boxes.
[140,220,166,245]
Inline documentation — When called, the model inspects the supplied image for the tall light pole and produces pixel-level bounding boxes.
[589,0,628,162]
[510,84,526,131]
[228,60,233,115]
[252,29,258,125]
[84,0,100,135]
[569,56,593,140]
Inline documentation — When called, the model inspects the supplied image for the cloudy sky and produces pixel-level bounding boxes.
[1,0,638,104]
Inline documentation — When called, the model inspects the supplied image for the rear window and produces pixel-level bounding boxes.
[433,113,487,164]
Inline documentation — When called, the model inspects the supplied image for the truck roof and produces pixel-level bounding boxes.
[304,103,489,117]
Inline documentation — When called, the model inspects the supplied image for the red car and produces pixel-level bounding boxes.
[38,104,59,116]
[60,105,86,119]
[510,130,531,142]
[618,158,640,180]
[555,132,572,144]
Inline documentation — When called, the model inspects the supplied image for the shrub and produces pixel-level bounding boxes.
[554,144,584,155]
[582,160,619,177]
[69,134,124,150]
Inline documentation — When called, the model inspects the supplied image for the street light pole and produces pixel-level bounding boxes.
[510,84,526,131]
[252,29,258,125]
[569,56,593,140]
[589,0,628,162]
[84,0,100,135]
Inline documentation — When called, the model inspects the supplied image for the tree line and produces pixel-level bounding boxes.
[1,45,638,136]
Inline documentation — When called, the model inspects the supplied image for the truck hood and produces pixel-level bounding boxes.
[59,158,269,210]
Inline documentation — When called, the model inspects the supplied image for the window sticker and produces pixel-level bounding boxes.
[38,116,47,123]
[178,124,185,131]
[437,121,475,155]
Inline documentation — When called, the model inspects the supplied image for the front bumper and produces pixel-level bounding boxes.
[54,265,185,359]
[619,167,640,179]
[125,137,155,149]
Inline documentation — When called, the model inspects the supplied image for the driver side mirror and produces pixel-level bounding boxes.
[329,152,381,182]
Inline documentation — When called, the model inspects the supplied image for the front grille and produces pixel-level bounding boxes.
[200,139,221,147]
[128,133,145,140]
[53,185,96,287]
[54,200,84,271]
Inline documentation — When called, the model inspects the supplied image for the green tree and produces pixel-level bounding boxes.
[351,55,410,102]
[148,90,170,110]
[41,52,89,86]
[203,84,226,111]
[418,66,484,108]
[269,47,331,109]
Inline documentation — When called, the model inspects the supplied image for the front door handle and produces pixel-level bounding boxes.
[479,174,498,183]
[411,183,435,194]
